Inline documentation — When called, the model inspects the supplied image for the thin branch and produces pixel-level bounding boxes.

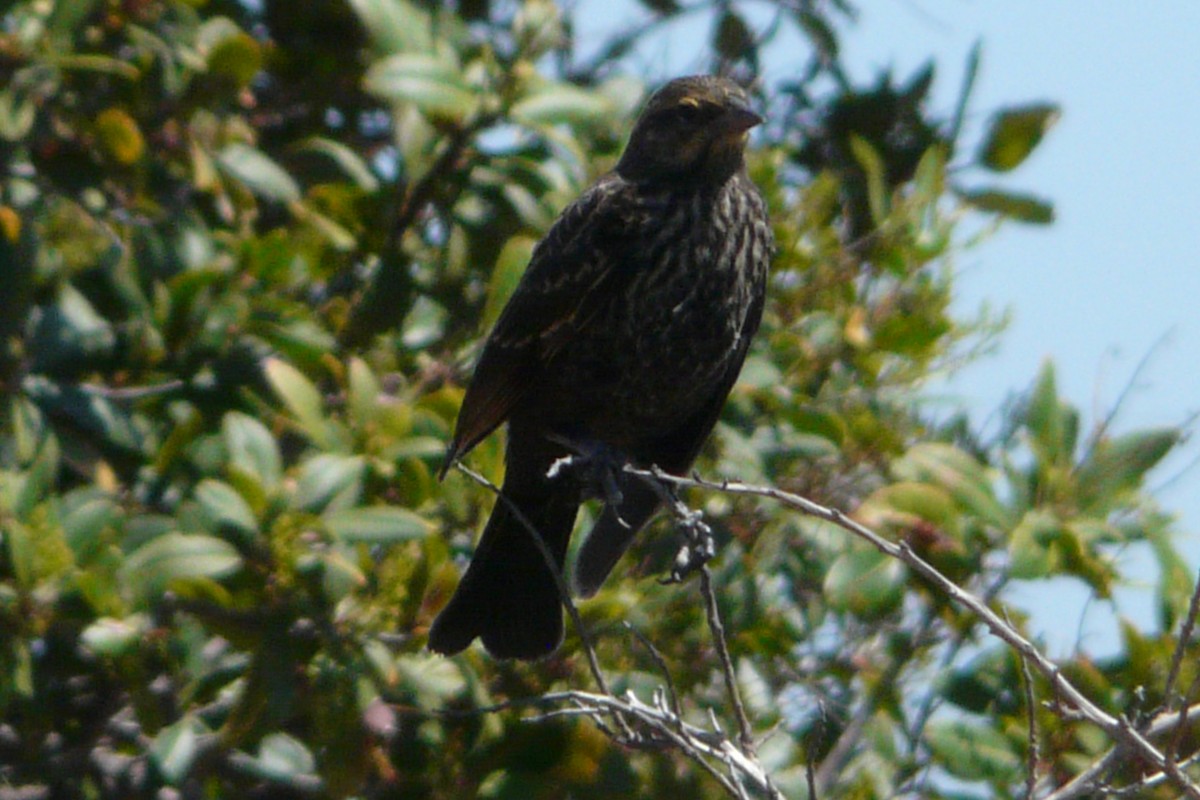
[535,689,782,800]
[1165,567,1200,711]
[701,565,756,752]
[1019,647,1039,799]
[625,622,683,723]
[1044,703,1200,800]
[631,468,757,752]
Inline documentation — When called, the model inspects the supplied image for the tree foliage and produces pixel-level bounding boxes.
[0,0,1195,798]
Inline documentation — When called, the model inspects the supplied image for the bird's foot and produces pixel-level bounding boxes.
[545,434,628,511]
[661,505,715,585]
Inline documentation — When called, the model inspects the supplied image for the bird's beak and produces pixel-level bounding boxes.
[721,106,764,134]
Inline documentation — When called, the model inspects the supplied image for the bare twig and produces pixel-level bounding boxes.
[701,565,756,752]
[633,466,756,752]
[1045,703,1200,800]
[625,622,683,723]
[534,689,783,800]
[1019,647,1039,799]
[1164,568,1200,711]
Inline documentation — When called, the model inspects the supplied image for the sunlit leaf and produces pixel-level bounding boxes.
[264,358,346,451]
[512,82,612,127]
[849,134,887,224]
[151,715,210,785]
[1076,427,1180,509]
[124,533,242,598]
[824,548,905,618]
[893,443,1011,530]
[324,506,432,543]
[296,137,381,191]
[295,454,366,512]
[80,615,147,658]
[959,187,1054,224]
[223,412,283,492]
[925,719,1021,782]
[483,236,534,330]
[347,0,434,54]
[194,479,259,541]
[255,733,316,780]
[1007,508,1061,579]
[217,143,301,203]
[364,54,477,121]
[978,103,1060,172]
[207,31,262,87]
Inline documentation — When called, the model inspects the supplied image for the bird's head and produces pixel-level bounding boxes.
[616,75,763,186]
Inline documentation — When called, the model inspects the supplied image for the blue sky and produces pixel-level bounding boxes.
[575,1,1200,655]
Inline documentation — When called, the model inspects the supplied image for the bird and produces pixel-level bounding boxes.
[427,75,773,660]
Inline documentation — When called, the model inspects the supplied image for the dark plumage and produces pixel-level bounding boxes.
[428,75,773,659]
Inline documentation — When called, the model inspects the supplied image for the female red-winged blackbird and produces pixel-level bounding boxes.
[428,75,773,659]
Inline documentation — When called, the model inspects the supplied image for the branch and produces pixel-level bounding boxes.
[533,690,783,800]
[1044,704,1200,800]
[625,465,1200,799]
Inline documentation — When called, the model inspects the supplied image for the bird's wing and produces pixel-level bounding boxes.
[441,174,641,474]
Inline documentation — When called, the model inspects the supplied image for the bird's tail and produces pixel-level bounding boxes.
[574,477,662,598]
[428,485,580,660]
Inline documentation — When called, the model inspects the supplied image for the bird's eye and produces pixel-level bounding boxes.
[669,102,710,125]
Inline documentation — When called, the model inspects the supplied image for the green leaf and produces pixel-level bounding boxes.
[255,733,316,781]
[61,494,120,558]
[295,454,366,512]
[30,284,117,373]
[1007,509,1062,579]
[314,549,367,601]
[206,32,263,87]
[925,719,1021,782]
[797,10,838,61]
[959,187,1054,224]
[217,143,301,203]
[714,10,754,60]
[94,107,145,165]
[346,357,382,427]
[80,615,148,658]
[123,533,243,598]
[0,90,37,141]
[941,649,1015,715]
[401,295,447,349]
[1076,427,1180,508]
[263,357,345,451]
[1023,361,1070,464]
[483,236,534,330]
[347,0,434,54]
[893,443,1011,530]
[512,82,612,127]
[151,714,210,785]
[324,506,432,543]
[194,479,259,541]
[48,0,103,37]
[859,481,957,532]
[824,548,905,618]
[364,54,477,121]
[296,137,381,192]
[395,654,467,709]
[978,103,1060,172]
[849,134,888,225]
[223,412,283,492]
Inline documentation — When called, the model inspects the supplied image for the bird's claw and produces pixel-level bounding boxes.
[545,435,627,510]
[661,511,715,585]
